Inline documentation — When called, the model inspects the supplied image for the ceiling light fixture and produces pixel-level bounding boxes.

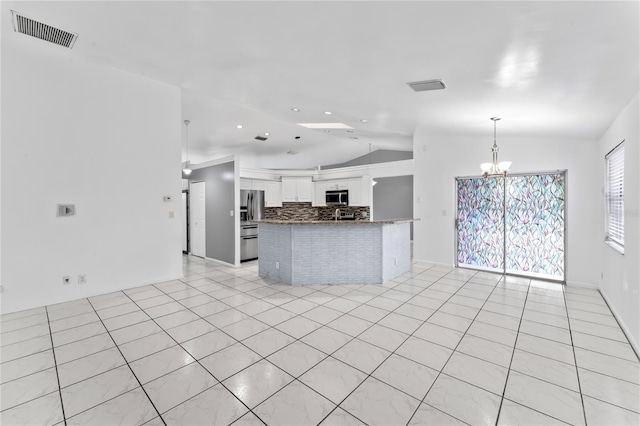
[360,119,368,123]
[182,120,192,176]
[291,108,300,112]
[480,117,511,178]
[264,132,270,136]
[324,111,332,115]
[236,124,243,129]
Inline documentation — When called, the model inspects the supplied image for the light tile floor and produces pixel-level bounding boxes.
[1,256,639,425]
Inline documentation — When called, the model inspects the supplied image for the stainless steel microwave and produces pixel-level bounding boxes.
[326,190,349,206]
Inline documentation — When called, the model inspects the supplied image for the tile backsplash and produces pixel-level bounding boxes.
[265,203,370,221]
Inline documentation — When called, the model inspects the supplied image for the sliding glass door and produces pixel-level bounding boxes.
[456,172,566,281]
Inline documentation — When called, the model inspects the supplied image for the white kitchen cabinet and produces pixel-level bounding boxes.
[324,180,349,191]
[240,178,252,190]
[265,181,282,207]
[313,181,328,206]
[251,180,266,191]
[348,177,372,206]
[282,177,313,203]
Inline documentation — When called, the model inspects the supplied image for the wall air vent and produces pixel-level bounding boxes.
[407,79,446,92]
[11,10,78,49]
[254,135,268,141]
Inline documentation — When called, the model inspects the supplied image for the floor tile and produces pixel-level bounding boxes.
[498,398,567,425]
[242,327,295,357]
[102,310,149,332]
[53,333,114,364]
[162,383,247,425]
[129,345,195,384]
[376,312,422,334]
[253,380,335,425]
[49,311,100,333]
[518,320,571,345]
[333,338,391,374]
[476,310,521,331]
[583,395,640,426]
[482,301,523,318]
[569,318,628,342]
[300,326,353,354]
[300,357,367,404]
[135,295,174,310]
[511,349,579,391]
[176,294,213,309]
[235,299,275,316]
[572,331,638,362]
[66,387,157,426]
[523,309,569,329]
[181,329,237,359]
[424,374,501,426]
[119,332,177,362]
[223,317,270,340]
[223,360,294,409]
[154,309,200,330]
[326,314,373,337]
[110,320,162,345]
[143,302,186,319]
[504,370,585,425]
[440,302,480,319]
[0,367,58,411]
[96,302,140,320]
[515,332,575,365]
[61,365,139,417]
[319,408,366,425]
[413,322,464,349]
[457,334,513,368]
[357,324,408,352]
[1,307,46,323]
[51,321,107,347]
[0,349,55,384]
[143,362,217,413]
[408,403,466,425]
[0,391,63,426]
[578,367,640,413]
[232,411,265,426]
[252,307,296,326]
[1,323,50,347]
[166,318,216,343]
[267,341,327,377]
[200,343,262,381]
[372,353,438,400]
[341,377,420,426]
[301,305,344,324]
[57,347,125,388]
[567,308,619,327]
[428,311,472,332]
[444,351,508,395]
[396,336,453,371]
[275,316,322,339]
[574,347,640,384]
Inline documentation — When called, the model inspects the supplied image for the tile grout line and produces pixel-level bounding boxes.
[493,278,531,425]
[84,298,168,426]
[595,289,640,362]
[563,287,589,426]
[44,305,68,426]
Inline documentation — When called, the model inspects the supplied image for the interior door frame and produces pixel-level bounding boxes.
[182,189,189,254]
[454,169,568,283]
[189,180,206,258]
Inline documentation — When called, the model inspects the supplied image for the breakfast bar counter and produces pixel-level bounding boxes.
[257,219,417,286]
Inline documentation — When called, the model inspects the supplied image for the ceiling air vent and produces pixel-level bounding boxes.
[254,135,268,141]
[407,79,446,92]
[11,10,78,49]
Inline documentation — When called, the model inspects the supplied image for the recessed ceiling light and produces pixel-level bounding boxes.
[349,136,358,140]
[287,150,298,155]
[236,124,243,129]
[264,132,270,136]
[346,130,354,133]
[291,108,300,112]
[324,111,332,115]
[297,123,353,129]
[360,119,368,123]
[324,130,330,133]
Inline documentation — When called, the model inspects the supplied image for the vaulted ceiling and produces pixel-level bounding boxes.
[4,1,638,168]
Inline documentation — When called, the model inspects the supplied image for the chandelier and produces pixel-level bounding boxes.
[480,117,511,178]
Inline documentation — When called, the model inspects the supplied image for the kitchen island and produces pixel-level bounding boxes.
[257,219,417,286]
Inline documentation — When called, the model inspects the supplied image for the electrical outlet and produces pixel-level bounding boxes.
[276,261,280,270]
[78,275,87,285]
[230,210,234,217]
[63,276,71,285]
[394,258,399,266]
[169,211,175,219]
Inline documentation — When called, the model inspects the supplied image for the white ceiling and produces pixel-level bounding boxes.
[4,1,639,169]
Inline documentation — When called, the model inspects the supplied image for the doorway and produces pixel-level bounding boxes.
[190,181,206,258]
[455,171,566,282]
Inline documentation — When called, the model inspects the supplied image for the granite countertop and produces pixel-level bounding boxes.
[256,218,419,225]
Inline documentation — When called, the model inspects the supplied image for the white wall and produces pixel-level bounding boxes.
[1,39,183,313]
[597,93,640,352]
[413,130,601,287]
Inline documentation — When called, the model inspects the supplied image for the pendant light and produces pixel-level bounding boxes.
[480,117,511,178]
[182,120,192,176]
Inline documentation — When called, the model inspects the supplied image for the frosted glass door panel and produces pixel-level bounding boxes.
[505,173,565,280]
[456,177,504,272]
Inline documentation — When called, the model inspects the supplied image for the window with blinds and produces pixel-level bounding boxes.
[605,141,624,252]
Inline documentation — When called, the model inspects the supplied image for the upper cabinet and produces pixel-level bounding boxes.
[240,178,267,191]
[313,181,328,206]
[265,181,282,207]
[313,177,372,207]
[282,177,313,203]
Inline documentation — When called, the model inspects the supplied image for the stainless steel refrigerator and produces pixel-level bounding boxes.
[240,190,264,261]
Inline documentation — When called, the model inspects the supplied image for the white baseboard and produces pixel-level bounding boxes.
[599,289,640,357]
[204,256,238,268]
[413,258,453,268]
[565,280,599,289]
